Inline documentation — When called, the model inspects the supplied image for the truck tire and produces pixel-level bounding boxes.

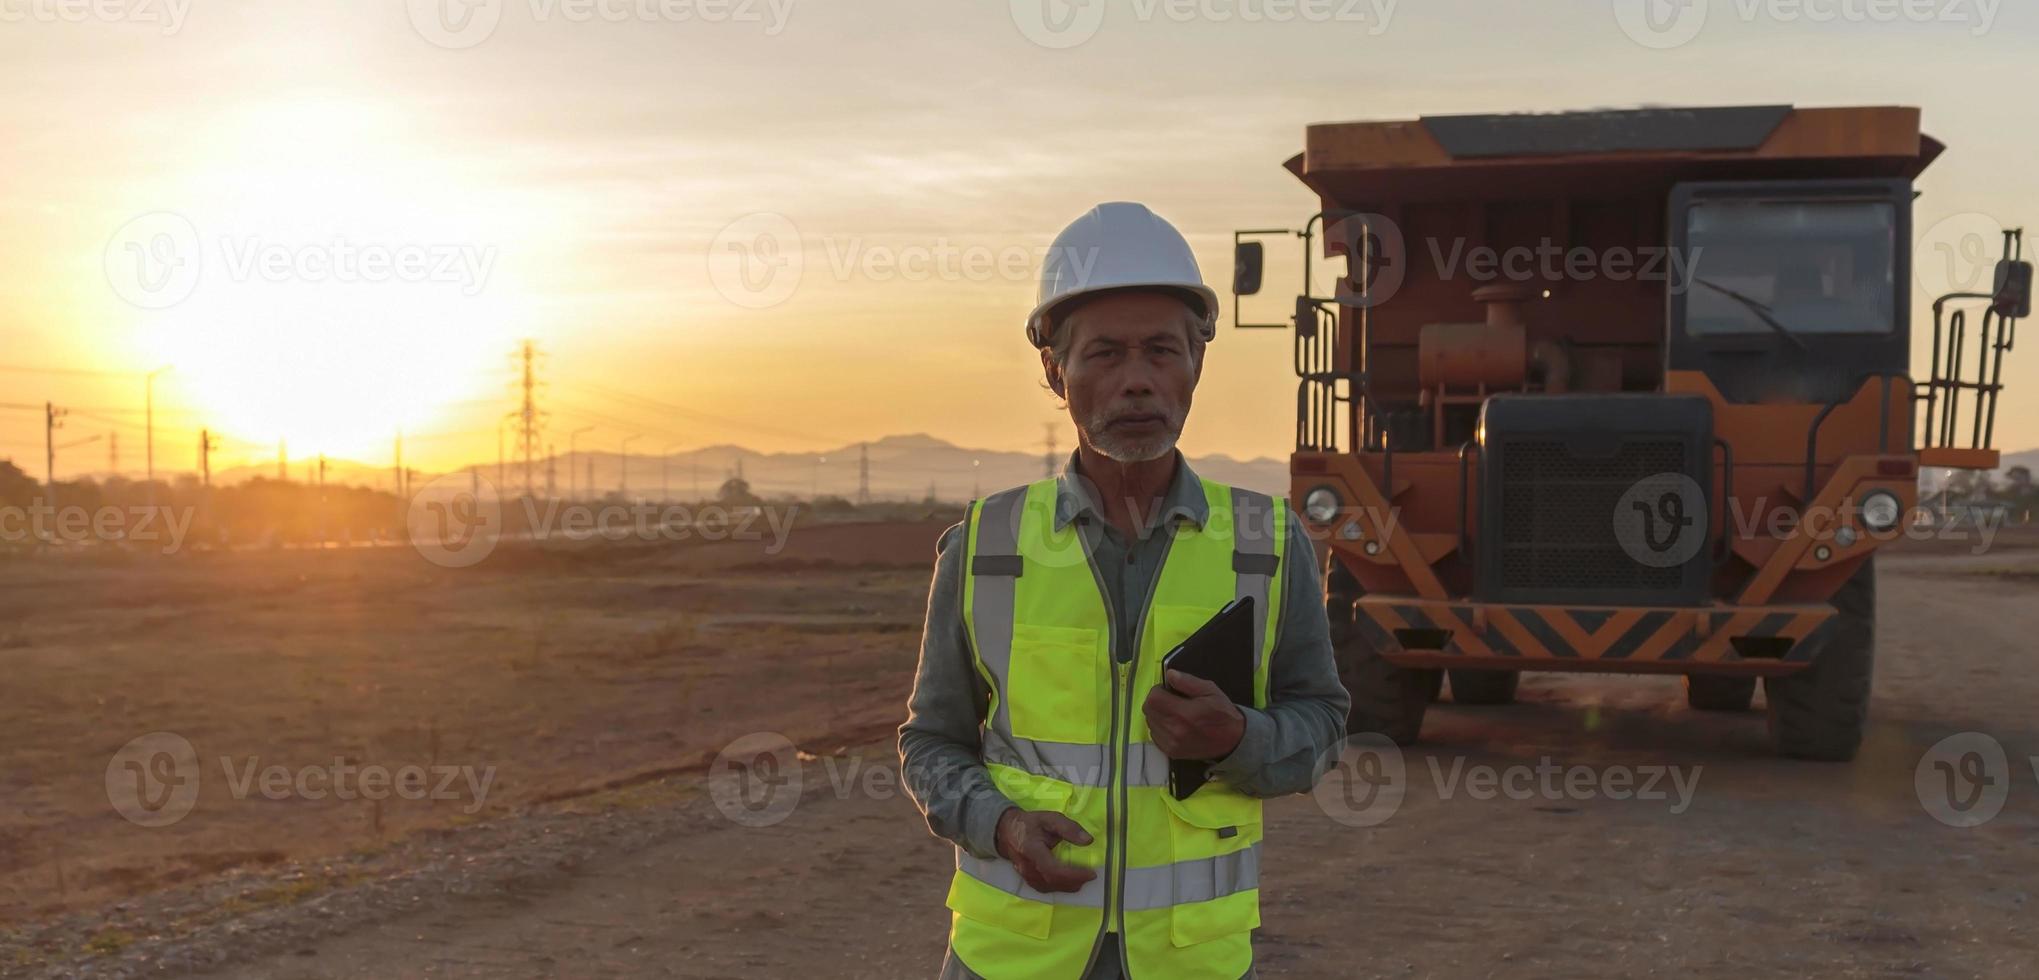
[1763,560,1875,761]
[1685,675,1757,711]
[1326,590,1429,744]
[1446,669,1519,705]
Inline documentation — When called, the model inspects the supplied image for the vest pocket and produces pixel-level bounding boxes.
[946,867,1055,940]
[1169,891,1260,949]
[1160,786,1262,948]
[1006,623,1105,744]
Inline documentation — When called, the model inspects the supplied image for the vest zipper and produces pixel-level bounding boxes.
[1076,524,1122,976]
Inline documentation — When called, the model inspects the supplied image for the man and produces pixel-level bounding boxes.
[898,202,1350,979]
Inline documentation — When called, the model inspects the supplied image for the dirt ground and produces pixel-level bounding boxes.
[5,523,2039,978]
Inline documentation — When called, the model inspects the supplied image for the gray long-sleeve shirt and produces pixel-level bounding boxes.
[898,452,1350,978]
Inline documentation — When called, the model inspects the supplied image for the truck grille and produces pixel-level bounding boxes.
[1495,440,1688,595]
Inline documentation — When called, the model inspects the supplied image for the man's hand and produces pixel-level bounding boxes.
[1144,669,1245,762]
[994,807,1096,894]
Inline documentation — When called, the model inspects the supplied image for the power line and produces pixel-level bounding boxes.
[0,364,144,379]
[566,380,848,447]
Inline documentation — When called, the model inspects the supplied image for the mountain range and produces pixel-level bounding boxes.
[168,437,2039,502]
[206,433,1294,502]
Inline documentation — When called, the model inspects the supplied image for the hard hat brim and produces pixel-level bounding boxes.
[1025,282,1221,349]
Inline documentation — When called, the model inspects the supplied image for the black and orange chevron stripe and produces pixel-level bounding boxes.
[1353,598,1838,673]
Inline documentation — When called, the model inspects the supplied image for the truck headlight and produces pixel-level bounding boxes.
[1303,486,1342,524]
[1860,491,1902,532]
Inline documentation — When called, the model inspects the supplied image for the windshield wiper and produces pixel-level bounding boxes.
[1692,278,1810,352]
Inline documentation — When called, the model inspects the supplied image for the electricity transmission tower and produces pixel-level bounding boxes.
[1043,423,1058,478]
[856,442,870,505]
[514,340,546,499]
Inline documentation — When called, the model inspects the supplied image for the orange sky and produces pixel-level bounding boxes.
[1,2,2036,479]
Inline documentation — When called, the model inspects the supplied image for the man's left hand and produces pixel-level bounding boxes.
[1143,669,1245,762]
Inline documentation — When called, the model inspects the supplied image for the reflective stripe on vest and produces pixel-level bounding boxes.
[948,476,1285,980]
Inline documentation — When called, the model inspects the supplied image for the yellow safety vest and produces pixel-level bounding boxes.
[948,476,1286,980]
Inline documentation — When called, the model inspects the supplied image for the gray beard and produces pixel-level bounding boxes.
[1082,410,1183,463]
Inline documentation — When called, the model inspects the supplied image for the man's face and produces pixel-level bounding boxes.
[1044,291,1202,463]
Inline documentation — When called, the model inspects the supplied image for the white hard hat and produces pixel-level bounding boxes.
[1026,202,1219,349]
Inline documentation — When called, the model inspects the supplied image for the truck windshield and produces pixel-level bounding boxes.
[1682,199,1897,336]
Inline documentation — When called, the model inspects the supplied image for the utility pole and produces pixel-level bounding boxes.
[199,428,221,488]
[317,454,328,548]
[568,426,594,500]
[44,402,65,511]
[545,444,557,499]
[620,434,640,497]
[109,432,119,476]
[1043,423,1058,478]
[663,444,687,502]
[857,442,870,505]
[515,340,544,499]
[394,431,405,498]
[145,365,170,512]
[278,439,287,482]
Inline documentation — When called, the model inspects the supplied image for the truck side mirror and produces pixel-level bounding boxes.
[1233,241,1264,297]
[1294,296,1318,338]
[1993,260,2033,319]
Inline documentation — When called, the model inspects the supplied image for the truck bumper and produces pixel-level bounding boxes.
[1356,597,1837,677]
